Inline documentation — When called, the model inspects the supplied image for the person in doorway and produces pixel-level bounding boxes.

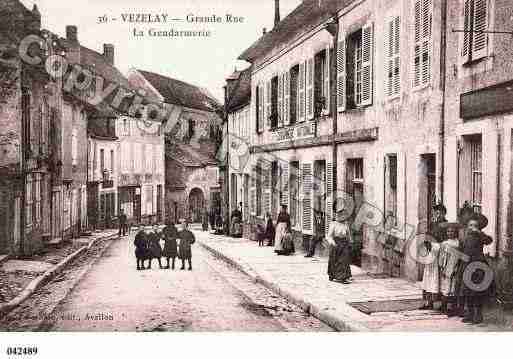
[457,212,493,324]
[306,209,325,258]
[326,204,353,284]
[264,212,275,246]
[118,209,128,237]
[162,220,179,270]
[134,228,148,270]
[178,220,196,270]
[438,222,463,316]
[274,204,291,252]
[147,225,164,269]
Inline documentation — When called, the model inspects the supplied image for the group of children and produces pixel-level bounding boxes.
[133,220,196,271]
[421,203,494,325]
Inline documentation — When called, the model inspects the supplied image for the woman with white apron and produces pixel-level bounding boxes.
[274,204,291,253]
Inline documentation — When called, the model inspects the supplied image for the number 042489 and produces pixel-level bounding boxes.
[6,347,38,356]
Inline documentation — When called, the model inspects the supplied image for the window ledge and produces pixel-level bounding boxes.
[411,83,431,93]
[462,56,488,68]
[385,94,401,103]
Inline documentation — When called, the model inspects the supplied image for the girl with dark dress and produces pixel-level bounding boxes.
[147,226,164,269]
[178,221,196,270]
[326,208,353,284]
[134,229,148,270]
[162,221,178,269]
[457,213,493,324]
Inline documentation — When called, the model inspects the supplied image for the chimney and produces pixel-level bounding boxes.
[263,27,267,35]
[66,25,78,42]
[274,0,280,28]
[103,44,114,65]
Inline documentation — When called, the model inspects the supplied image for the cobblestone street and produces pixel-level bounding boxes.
[1,230,332,332]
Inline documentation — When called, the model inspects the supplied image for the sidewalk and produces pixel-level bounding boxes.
[195,230,509,331]
[0,229,118,309]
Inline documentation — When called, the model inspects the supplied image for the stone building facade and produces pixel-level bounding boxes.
[0,1,63,255]
[228,0,463,280]
[443,0,513,296]
[128,69,222,224]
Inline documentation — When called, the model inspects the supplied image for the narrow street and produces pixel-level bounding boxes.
[17,230,333,332]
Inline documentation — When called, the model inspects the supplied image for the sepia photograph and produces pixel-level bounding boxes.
[0,0,513,355]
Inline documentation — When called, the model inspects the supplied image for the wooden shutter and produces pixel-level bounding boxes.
[336,33,346,112]
[414,0,422,87]
[302,162,313,234]
[307,57,314,120]
[386,16,401,97]
[414,0,431,87]
[462,0,472,61]
[361,22,373,106]
[265,81,271,128]
[281,162,289,207]
[284,72,290,126]
[256,84,263,133]
[263,163,272,216]
[325,161,333,235]
[278,74,284,127]
[421,0,432,85]
[299,61,306,122]
[472,0,488,61]
[250,165,256,215]
[324,44,330,113]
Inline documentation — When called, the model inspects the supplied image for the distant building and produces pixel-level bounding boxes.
[60,28,166,228]
[128,69,222,224]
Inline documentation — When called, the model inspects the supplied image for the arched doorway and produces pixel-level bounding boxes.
[189,188,205,223]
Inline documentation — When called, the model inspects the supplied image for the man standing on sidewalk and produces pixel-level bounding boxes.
[306,209,325,258]
[119,209,128,237]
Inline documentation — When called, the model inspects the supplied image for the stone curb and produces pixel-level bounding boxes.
[198,238,370,332]
[0,232,118,317]
[0,255,11,266]
[35,235,119,331]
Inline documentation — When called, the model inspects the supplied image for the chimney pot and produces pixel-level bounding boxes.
[66,25,78,42]
[274,0,281,28]
[103,44,115,65]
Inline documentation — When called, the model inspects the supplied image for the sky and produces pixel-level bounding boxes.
[19,0,302,102]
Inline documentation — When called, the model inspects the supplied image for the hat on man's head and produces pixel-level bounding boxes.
[464,212,489,230]
[433,202,447,213]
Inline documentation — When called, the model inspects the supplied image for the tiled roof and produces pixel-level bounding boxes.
[137,69,221,112]
[226,66,252,113]
[239,0,355,62]
[166,143,217,167]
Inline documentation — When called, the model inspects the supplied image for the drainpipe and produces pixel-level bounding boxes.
[327,14,339,211]
[20,69,27,257]
[438,0,447,204]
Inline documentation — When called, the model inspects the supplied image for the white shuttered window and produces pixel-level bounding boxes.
[462,0,489,63]
[413,0,432,88]
[386,16,401,97]
[336,34,346,112]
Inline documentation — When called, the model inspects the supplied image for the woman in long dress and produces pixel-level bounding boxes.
[326,209,353,284]
[274,204,291,253]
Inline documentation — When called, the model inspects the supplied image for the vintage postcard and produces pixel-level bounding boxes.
[1,0,513,349]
